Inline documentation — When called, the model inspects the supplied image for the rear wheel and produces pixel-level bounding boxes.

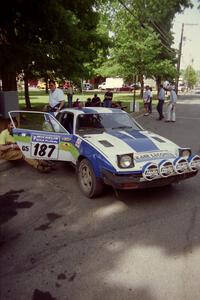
[77,159,104,198]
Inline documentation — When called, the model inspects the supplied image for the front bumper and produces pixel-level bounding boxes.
[101,169,198,190]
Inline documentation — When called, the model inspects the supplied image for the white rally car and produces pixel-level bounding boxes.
[9,108,200,198]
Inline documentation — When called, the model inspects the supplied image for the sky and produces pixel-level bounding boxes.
[172,0,200,70]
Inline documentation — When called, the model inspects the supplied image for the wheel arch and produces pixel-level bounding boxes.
[76,154,101,177]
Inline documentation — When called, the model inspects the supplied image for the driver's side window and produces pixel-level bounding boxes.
[60,113,74,134]
[43,113,66,133]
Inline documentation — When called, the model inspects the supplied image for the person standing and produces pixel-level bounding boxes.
[148,87,153,114]
[48,80,65,112]
[143,86,151,116]
[157,84,165,120]
[103,90,113,108]
[166,86,177,122]
[67,82,73,108]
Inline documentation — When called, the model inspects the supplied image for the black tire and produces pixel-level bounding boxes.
[77,159,104,198]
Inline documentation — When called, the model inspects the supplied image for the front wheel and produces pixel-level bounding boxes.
[77,159,104,198]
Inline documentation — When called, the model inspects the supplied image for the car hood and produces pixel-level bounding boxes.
[83,129,178,161]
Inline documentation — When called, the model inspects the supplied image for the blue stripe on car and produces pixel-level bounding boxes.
[81,108,99,113]
[107,130,159,152]
[80,108,122,114]
[78,139,116,176]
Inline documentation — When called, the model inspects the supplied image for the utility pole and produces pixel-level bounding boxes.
[175,23,184,93]
[176,23,198,94]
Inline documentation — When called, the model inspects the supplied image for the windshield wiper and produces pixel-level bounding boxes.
[111,126,132,130]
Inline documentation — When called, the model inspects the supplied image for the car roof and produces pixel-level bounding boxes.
[60,107,126,116]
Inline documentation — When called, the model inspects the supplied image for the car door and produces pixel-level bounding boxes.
[9,111,79,164]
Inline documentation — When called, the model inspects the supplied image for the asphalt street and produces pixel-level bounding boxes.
[0,94,200,300]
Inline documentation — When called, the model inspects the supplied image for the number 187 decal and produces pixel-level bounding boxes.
[31,142,58,159]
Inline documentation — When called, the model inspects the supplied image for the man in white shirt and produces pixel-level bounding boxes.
[48,80,65,112]
[143,85,151,116]
[166,86,177,122]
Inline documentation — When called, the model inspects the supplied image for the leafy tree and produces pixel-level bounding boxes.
[0,0,108,107]
[183,65,198,88]
[94,0,192,92]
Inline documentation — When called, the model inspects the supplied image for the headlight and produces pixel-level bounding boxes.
[179,148,191,158]
[117,154,134,168]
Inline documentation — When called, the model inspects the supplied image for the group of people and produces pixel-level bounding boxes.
[84,91,114,108]
[47,80,114,111]
[143,84,177,122]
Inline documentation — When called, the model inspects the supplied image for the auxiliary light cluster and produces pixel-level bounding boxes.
[142,155,200,181]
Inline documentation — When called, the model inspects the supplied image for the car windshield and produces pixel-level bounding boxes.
[76,113,142,135]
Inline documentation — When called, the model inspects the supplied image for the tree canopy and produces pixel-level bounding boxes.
[0,0,109,91]
[94,0,193,88]
[183,65,198,88]
[0,0,194,94]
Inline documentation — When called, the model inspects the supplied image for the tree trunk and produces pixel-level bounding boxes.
[1,69,17,91]
[45,76,49,94]
[24,77,32,109]
[156,76,161,96]
[139,75,144,98]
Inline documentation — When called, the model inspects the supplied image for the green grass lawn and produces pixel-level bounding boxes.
[18,89,156,113]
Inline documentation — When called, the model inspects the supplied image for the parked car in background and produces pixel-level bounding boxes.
[130,83,141,90]
[9,108,200,198]
[98,82,106,90]
[116,85,132,92]
[83,83,93,90]
[194,86,200,94]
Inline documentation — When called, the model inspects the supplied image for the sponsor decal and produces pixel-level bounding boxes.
[135,151,175,162]
[59,142,79,159]
[32,134,59,144]
[61,137,71,142]
[21,145,29,152]
[31,134,59,159]
[75,138,82,148]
